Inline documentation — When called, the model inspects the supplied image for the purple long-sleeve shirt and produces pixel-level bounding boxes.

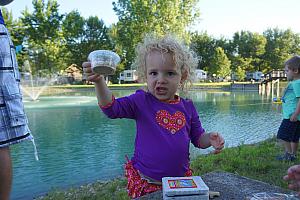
[101,90,205,181]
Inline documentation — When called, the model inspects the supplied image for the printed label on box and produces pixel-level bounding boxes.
[168,179,197,189]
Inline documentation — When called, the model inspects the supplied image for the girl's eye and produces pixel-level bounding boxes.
[167,72,176,76]
[149,72,157,76]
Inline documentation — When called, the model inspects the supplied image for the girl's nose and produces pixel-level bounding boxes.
[157,74,167,83]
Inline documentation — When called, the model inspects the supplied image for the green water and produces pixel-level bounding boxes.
[11,89,282,199]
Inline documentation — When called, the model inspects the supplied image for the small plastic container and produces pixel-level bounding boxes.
[246,192,299,200]
[162,176,209,200]
[88,50,120,75]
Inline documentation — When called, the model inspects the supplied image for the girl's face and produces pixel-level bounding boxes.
[145,50,183,101]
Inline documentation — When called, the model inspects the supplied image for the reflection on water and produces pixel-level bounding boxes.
[11,89,282,199]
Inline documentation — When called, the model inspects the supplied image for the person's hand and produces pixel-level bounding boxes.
[290,113,298,122]
[283,165,300,194]
[82,62,103,83]
[209,132,224,154]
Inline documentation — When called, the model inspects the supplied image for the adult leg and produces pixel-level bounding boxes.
[0,146,12,200]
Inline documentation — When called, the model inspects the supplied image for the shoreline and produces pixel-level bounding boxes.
[35,137,284,200]
[23,82,271,98]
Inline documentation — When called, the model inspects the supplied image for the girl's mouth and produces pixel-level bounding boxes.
[155,87,167,95]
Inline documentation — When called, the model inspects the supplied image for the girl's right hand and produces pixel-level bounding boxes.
[82,62,103,83]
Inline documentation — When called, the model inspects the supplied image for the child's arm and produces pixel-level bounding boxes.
[290,97,300,122]
[198,132,224,154]
[82,62,113,106]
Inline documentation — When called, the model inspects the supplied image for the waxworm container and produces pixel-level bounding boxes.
[88,50,120,75]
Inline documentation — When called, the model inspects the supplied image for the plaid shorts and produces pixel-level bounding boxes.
[0,24,32,147]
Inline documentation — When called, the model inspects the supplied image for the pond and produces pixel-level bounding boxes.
[11,89,282,199]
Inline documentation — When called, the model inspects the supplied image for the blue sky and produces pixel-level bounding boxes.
[3,0,300,38]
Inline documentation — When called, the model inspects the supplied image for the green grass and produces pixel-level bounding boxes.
[191,138,292,188]
[36,138,295,200]
[38,81,289,91]
[35,179,129,200]
[50,83,145,88]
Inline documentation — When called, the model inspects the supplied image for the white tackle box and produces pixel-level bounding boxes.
[162,176,209,200]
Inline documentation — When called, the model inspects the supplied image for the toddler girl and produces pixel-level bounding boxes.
[83,34,224,198]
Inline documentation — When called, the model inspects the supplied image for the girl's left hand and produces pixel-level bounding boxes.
[209,132,225,154]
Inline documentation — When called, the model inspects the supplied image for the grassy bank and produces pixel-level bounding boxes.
[36,138,295,200]
[28,82,256,97]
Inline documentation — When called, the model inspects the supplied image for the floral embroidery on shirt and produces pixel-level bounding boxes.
[156,110,186,134]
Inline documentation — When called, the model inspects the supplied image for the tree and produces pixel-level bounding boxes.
[112,0,200,68]
[208,47,231,80]
[61,10,85,68]
[232,57,251,81]
[235,66,246,81]
[230,31,266,72]
[21,0,65,75]
[262,28,300,71]
[1,8,27,67]
[62,12,113,69]
[190,32,216,71]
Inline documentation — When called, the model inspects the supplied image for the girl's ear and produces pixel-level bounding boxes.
[180,69,188,83]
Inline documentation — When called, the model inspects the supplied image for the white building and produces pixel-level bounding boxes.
[246,71,264,81]
[194,69,207,82]
[119,70,138,83]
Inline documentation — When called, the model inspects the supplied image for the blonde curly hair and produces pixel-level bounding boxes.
[132,33,198,91]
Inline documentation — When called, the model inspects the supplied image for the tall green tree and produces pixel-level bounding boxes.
[234,66,246,81]
[61,10,85,67]
[231,31,266,72]
[1,8,27,67]
[21,0,65,75]
[191,32,216,71]
[231,56,252,81]
[262,28,300,71]
[62,12,113,69]
[112,0,200,68]
[208,47,231,79]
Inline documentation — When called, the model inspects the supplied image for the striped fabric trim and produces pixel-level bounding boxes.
[0,132,31,145]
[0,67,13,70]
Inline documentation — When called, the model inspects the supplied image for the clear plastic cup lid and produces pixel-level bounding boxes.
[247,192,299,200]
[88,50,120,65]
[88,50,120,75]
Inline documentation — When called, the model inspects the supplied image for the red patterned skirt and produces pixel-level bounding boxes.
[124,158,193,199]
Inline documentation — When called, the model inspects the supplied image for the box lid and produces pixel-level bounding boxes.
[162,176,209,196]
